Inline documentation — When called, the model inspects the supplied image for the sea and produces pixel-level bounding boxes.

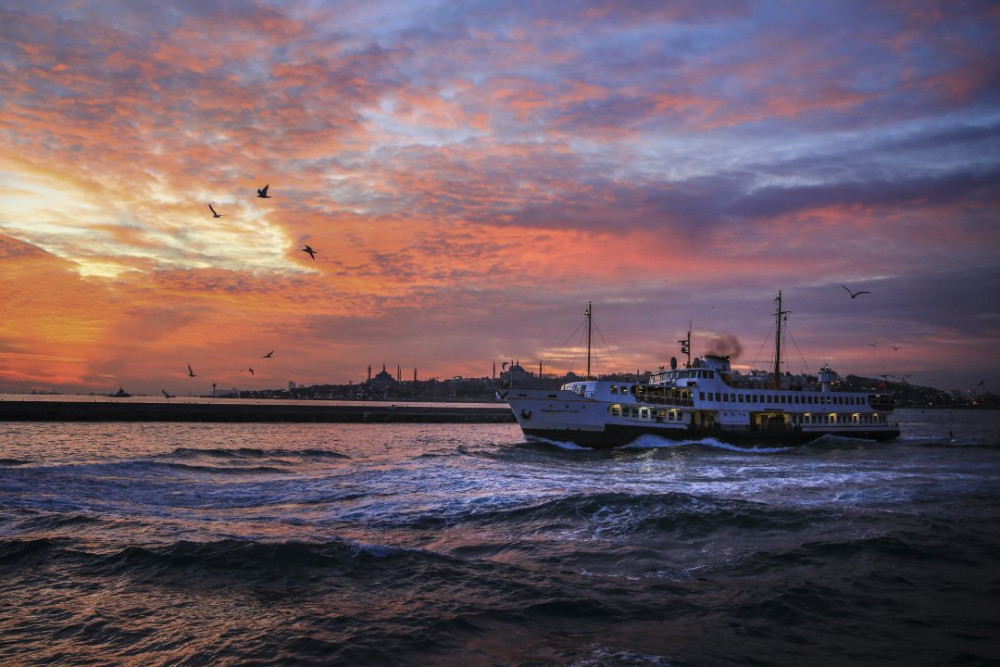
[1,406,998,666]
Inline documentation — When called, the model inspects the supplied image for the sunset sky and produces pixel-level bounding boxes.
[2,1,999,395]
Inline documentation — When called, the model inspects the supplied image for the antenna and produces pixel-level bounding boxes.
[678,322,691,369]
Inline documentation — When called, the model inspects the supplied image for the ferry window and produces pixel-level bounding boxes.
[708,371,715,379]
[699,392,705,401]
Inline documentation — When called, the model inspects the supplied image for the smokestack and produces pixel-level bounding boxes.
[705,333,743,360]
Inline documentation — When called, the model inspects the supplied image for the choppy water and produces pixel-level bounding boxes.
[1,408,999,666]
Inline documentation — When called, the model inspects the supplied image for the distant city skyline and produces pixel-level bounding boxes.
[2,1,998,395]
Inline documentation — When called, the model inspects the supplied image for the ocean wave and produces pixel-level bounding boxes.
[0,535,469,585]
[95,538,461,577]
[522,435,797,454]
[455,491,837,539]
[146,461,291,475]
[625,435,795,454]
[0,458,32,467]
[166,447,349,460]
[0,537,63,564]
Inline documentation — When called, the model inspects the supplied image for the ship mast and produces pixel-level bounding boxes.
[773,291,789,389]
[678,324,692,369]
[585,301,592,380]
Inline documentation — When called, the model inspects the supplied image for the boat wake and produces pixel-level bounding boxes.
[527,433,796,454]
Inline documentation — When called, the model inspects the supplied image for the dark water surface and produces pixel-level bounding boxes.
[2,408,999,665]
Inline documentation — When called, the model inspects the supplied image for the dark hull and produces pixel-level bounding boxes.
[521,423,900,449]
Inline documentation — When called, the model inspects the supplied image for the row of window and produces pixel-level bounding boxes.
[608,405,682,421]
[607,405,889,426]
[799,414,888,425]
[698,391,868,406]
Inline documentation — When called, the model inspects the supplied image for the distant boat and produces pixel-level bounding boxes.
[108,386,131,398]
[506,293,900,448]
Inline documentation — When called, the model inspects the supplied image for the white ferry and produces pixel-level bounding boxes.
[506,293,900,448]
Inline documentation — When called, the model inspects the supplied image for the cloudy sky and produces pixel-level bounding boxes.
[2,0,998,395]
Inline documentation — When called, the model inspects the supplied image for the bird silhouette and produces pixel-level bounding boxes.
[208,204,223,218]
[302,245,317,260]
[842,285,871,299]
[248,367,255,376]
[187,364,197,377]
[257,184,271,198]
[161,389,174,398]
[262,351,274,358]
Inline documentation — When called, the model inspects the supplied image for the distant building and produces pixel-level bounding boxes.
[500,361,533,384]
[289,381,296,391]
[367,364,398,391]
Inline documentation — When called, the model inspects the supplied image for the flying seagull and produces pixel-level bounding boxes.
[302,245,317,260]
[248,367,255,376]
[187,364,197,377]
[257,184,271,198]
[262,351,274,358]
[842,285,871,299]
[161,389,174,398]
[208,203,223,218]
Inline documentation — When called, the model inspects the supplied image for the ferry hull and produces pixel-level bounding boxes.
[520,423,900,449]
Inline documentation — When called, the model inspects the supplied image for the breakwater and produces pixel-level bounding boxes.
[0,398,515,423]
